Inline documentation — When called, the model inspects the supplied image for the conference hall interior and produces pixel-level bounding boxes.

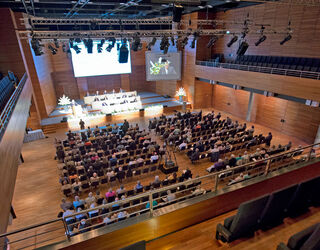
[0,0,320,249]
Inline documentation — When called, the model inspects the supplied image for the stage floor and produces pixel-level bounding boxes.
[41,92,185,126]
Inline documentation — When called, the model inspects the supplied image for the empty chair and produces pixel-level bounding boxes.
[216,194,270,243]
[259,184,298,230]
[277,223,320,250]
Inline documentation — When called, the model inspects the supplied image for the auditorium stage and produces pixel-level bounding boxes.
[40,92,190,133]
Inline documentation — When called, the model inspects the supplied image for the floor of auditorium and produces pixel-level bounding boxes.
[7,108,310,249]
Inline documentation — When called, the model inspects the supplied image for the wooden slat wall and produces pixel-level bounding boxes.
[195,65,320,102]
[155,80,177,97]
[26,95,41,130]
[194,80,214,109]
[212,3,320,59]
[129,65,156,92]
[252,94,320,143]
[0,78,32,234]
[0,9,25,80]
[212,84,250,120]
[86,75,121,93]
[60,162,320,250]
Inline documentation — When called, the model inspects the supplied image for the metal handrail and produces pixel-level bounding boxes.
[0,218,62,238]
[196,61,320,80]
[0,73,28,139]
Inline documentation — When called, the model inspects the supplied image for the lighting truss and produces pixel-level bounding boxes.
[18,29,228,40]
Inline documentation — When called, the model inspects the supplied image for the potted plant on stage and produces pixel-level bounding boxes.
[175,87,186,103]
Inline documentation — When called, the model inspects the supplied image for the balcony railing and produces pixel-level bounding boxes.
[0,142,319,249]
[0,73,28,140]
[196,61,320,80]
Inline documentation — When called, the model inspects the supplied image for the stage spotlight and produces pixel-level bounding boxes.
[84,38,93,53]
[180,36,189,49]
[227,35,238,47]
[106,37,116,52]
[31,37,44,56]
[147,37,157,50]
[171,36,175,46]
[160,35,169,54]
[69,38,74,48]
[54,38,59,49]
[75,38,81,43]
[191,32,199,49]
[172,4,183,23]
[48,44,57,55]
[280,34,292,45]
[119,39,129,63]
[237,41,249,55]
[73,45,81,54]
[132,34,142,52]
[255,35,267,46]
[97,39,105,53]
[207,36,218,48]
[62,44,67,53]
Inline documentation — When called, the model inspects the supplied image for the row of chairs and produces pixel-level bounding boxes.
[216,175,320,243]
[0,76,15,112]
[230,55,320,72]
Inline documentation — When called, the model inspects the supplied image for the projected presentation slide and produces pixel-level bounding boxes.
[145,52,181,81]
[70,41,131,77]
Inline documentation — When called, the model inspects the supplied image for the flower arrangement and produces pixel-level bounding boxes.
[175,87,186,97]
[58,95,72,106]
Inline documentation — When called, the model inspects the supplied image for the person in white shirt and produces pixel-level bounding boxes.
[150,152,159,163]
[85,192,96,206]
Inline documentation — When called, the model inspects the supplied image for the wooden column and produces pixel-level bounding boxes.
[76,77,89,99]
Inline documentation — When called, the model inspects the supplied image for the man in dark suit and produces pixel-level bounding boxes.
[265,132,272,147]
[117,167,125,183]
[160,59,177,75]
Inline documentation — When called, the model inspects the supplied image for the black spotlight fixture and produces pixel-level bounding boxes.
[255,25,266,46]
[255,35,267,46]
[172,4,183,23]
[73,45,81,54]
[132,34,142,52]
[207,36,218,48]
[97,39,105,53]
[54,38,59,49]
[106,37,116,52]
[280,21,292,45]
[171,36,175,46]
[280,34,292,45]
[62,44,67,53]
[84,38,93,53]
[75,38,81,43]
[69,38,74,49]
[119,38,129,63]
[190,32,199,49]
[227,35,238,47]
[237,41,249,55]
[147,37,157,50]
[48,44,57,55]
[31,37,44,56]
[160,35,169,54]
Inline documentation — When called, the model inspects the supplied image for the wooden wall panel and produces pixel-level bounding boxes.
[195,65,320,102]
[251,94,287,133]
[76,77,88,99]
[282,102,320,143]
[194,80,214,109]
[0,78,32,234]
[155,80,177,97]
[32,46,57,115]
[251,93,320,143]
[0,9,25,79]
[129,65,156,92]
[26,95,41,130]
[86,75,121,93]
[212,3,320,59]
[212,84,249,119]
[50,49,80,100]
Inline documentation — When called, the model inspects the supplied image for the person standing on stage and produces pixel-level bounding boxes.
[79,119,85,130]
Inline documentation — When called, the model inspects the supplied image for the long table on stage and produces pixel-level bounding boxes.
[84,91,142,114]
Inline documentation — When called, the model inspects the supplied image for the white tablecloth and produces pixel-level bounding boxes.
[24,129,45,143]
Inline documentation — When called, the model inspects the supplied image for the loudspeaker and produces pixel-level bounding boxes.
[236,41,249,55]
[119,45,129,63]
[173,5,183,22]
